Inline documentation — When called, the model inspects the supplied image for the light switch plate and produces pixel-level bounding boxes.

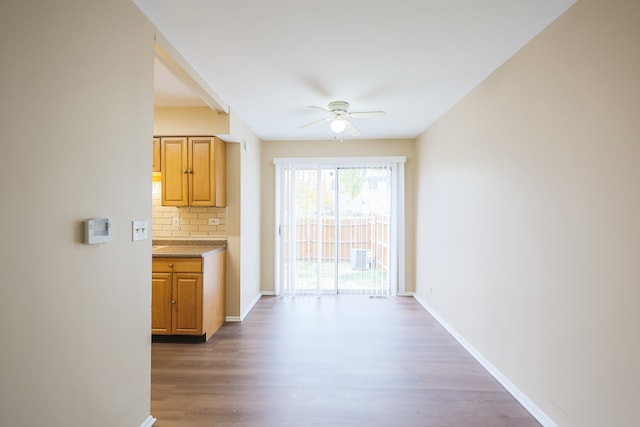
[132,220,148,241]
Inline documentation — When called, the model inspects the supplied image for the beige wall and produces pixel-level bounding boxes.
[260,139,416,294]
[414,0,640,425]
[153,106,230,135]
[0,2,155,427]
[225,143,242,317]
[231,113,263,318]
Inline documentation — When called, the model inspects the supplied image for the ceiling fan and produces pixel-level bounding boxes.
[298,100,386,136]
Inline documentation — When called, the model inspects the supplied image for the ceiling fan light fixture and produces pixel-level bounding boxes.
[298,100,384,137]
[331,119,346,133]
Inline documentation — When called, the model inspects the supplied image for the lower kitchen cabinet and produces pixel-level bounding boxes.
[151,272,172,334]
[151,250,225,342]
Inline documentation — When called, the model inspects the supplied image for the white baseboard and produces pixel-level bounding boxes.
[226,292,263,322]
[241,292,262,320]
[396,291,415,297]
[261,290,276,296]
[412,294,557,427]
[140,415,157,427]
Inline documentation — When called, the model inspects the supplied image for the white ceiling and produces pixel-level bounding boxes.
[137,0,575,141]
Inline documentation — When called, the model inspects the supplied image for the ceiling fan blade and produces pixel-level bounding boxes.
[345,120,361,136]
[308,105,331,113]
[297,116,331,130]
[349,111,386,119]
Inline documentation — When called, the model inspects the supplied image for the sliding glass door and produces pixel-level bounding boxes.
[281,167,338,294]
[274,157,405,296]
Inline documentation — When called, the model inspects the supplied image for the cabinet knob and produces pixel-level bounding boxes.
[171,300,176,304]
[168,263,173,268]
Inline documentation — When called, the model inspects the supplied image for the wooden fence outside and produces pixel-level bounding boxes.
[283,215,390,271]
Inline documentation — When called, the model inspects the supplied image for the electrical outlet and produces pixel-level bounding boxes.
[172,217,180,226]
[132,220,148,241]
[208,218,220,225]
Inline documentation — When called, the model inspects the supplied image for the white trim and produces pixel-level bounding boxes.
[396,164,406,295]
[140,415,157,427]
[412,295,558,427]
[274,156,406,166]
[261,290,276,296]
[242,293,262,320]
[396,291,415,297]
[226,293,262,322]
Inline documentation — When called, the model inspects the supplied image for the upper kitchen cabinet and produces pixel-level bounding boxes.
[160,136,227,207]
[152,137,161,172]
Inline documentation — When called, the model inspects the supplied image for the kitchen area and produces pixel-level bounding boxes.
[150,133,228,342]
[149,102,259,343]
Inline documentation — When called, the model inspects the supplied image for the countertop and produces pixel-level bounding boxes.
[152,239,226,258]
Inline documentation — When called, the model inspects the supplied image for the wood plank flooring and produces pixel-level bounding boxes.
[151,295,541,427]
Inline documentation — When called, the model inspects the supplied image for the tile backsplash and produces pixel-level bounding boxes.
[152,181,227,239]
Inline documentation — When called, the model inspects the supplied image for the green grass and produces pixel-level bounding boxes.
[288,260,388,293]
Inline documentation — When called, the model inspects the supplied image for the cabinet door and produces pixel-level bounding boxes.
[161,137,189,206]
[151,273,172,334]
[172,273,203,335]
[152,137,161,172]
[188,137,215,206]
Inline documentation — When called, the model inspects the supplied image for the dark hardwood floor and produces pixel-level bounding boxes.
[151,295,540,427]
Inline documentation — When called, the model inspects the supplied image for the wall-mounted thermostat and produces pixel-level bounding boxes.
[84,218,112,244]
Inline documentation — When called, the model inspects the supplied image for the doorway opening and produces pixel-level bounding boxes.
[274,157,405,296]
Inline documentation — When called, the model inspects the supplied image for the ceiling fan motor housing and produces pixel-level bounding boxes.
[328,100,350,114]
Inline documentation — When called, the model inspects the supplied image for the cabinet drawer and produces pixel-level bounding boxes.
[152,258,202,273]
